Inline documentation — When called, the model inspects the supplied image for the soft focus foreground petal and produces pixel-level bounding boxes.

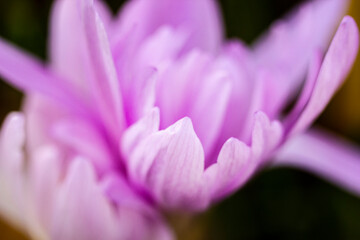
[0,38,87,115]
[24,94,69,151]
[103,175,174,240]
[52,117,114,174]
[288,16,359,137]
[205,112,283,201]
[0,113,26,230]
[253,0,349,115]
[27,146,63,240]
[115,0,223,53]
[273,129,360,196]
[51,159,121,240]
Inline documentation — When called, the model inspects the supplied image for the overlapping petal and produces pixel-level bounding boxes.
[122,110,283,211]
[286,16,359,137]
[253,0,349,115]
[115,0,223,53]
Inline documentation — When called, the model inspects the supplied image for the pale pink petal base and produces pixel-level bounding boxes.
[273,129,360,196]
[0,113,26,230]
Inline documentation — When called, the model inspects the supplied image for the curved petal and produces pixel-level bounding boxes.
[50,0,112,91]
[253,0,349,115]
[49,0,89,95]
[288,16,359,137]
[0,38,88,116]
[273,129,360,196]
[114,0,223,53]
[123,111,283,211]
[205,111,283,201]
[155,50,232,157]
[126,117,206,210]
[0,113,26,230]
[81,0,126,137]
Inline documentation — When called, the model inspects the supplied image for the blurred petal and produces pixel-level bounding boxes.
[156,50,232,157]
[81,0,126,136]
[0,113,26,229]
[103,175,174,240]
[118,27,188,124]
[49,0,89,94]
[0,38,87,115]
[51,159,120,240]
[273,129,360,196]
[121,108,160,158]
[253,0,349,114]
[288,16,359,136]
[211,41,255,146]
[27,146,63,240]
[115,0,223,53]
[52,118,113,174]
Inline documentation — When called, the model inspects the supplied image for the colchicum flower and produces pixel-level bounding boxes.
[0,0,359,239]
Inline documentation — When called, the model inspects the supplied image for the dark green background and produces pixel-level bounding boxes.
[0,0,359,239]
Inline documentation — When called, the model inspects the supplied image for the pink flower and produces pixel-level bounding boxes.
[0,0,359,239]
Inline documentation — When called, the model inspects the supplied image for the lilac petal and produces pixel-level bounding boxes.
[155,51,211,128]
[283,49,323,133]
[288,16,359,136]
[94,0,113,30]
[125,110,283,210]
[24,94,69,150]
[49,0,91,98]
[52,118,114,174]
[211,41,255,146]
[253,0,349,115]
[187,67,232,156]
[27,146,63,240]
[117,27,188,124]
[49,0,113,98]
[127,117,206,210]
[81,0,126,136]
[115,0,223,53]
[102,175,174,240]
[155,50,232,156]
[0,113,26,229]
[273,129,360,196]
[205,111,283,200]
[0,38,88,115]
[51,158,121,240]
[121,107,160,159]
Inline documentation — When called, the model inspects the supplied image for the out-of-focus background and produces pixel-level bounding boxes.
[0,0,359,239]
